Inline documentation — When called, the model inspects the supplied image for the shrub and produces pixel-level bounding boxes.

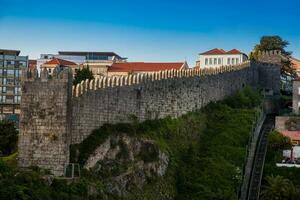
[0,120,18,156]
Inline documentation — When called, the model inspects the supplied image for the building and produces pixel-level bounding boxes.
[28,59,37,70]
[291,57,300,76]
[41,58,78,75]
[0,49,28,117]
[198,48,248,68]
[36,51,127,77]
[107,62,188,76]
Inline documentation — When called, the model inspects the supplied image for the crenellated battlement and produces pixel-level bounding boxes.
[72,61,251,98]
[21,67,72,83]
[257,50,282,56]
[18,59,281,176]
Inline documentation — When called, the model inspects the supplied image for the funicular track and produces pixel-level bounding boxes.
[246,114,275,200]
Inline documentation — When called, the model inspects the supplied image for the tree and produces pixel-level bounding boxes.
[73,66,94,85]
[0,120,18,156]
[260,175,293,200]
[251,36,296,77]
[254,36,291,56]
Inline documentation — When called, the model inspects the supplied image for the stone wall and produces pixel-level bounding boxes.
[18,55,281,175]
[18,68,73,176]
[71,62,257,143]
[293,80,300,114]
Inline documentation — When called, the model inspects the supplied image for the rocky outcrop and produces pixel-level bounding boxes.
[84,133,169,198]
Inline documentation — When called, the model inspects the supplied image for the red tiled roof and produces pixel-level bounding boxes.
[200,48,226,55]
[281,131,300,141]
[44,58,77,66]
[200,48,243,55]
[291,57,300,70]
[226,49,242,54]
[108,62,186,72]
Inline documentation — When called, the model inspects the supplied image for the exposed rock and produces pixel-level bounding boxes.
[83,133,169,198]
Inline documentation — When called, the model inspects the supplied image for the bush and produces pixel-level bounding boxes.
[0,120,18,156]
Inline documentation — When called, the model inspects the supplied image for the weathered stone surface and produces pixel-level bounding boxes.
[18,68,73,176]
[84,133,169,198]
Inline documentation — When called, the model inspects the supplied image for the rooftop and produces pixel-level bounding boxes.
[0,49,20,56]
[281,131,300,141]
[108,62,186,72]
[58,51,125,59]
[44,58,77,66]
[200,48,244,55]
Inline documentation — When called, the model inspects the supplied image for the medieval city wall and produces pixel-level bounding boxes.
[18,69,73,175]
[18,50,282,175]
[71,62,258,144]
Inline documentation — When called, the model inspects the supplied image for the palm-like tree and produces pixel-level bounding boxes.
[260,175,293,200]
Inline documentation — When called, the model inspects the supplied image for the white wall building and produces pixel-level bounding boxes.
[198,48,248,68]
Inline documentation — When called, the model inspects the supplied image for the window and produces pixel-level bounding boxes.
[298,87,300,95]
[48,68,52,73]
[232,58,235,64]
[2,87,6,93]
[214,58,217,65]
[7,69,14,76]
[15,70,20,77]
[236,58,239,64]
[7,78,14,85]
[227,58,230,65]
[205,58,208,65]
[14,87,21,95]
[2,78,7,85]
[19,61,26,67]
[218,58,221,65]
[2,96,5,103]
[209,58,212,65]
[298,101,300,108]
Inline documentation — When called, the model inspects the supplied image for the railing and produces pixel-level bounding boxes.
[239,103,266,200]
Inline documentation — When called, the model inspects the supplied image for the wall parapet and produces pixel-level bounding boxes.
[72,61,251,97]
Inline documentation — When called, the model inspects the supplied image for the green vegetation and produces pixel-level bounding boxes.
[0,120,18,156]
[0,87,262,199]
[260,175,300,200]
[251,35,296,78]
[0,159,105,200]
[261,131,300,199]
[73,66,94,85]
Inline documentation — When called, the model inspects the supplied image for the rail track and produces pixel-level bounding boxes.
[246,114,275,200]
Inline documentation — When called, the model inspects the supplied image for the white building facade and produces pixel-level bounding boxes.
[199,48,248,68]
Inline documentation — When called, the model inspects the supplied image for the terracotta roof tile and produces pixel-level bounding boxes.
[200,48,244,55]
[108,62,186,72]
[44,58,77,66]
[291,57,300,70]
[200,48,227,55]
[226,49,242,54]
[281,131,300,141]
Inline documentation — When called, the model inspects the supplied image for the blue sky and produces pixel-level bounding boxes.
[0,0,300,66]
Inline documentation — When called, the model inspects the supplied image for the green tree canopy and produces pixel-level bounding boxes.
[260,175,298,200]
[0,120,18,156]
[73,66,94,85]
[251,36,295,77]
[254,36,291,56]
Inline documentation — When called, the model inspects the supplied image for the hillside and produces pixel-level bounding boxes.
[0,87,262,200]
